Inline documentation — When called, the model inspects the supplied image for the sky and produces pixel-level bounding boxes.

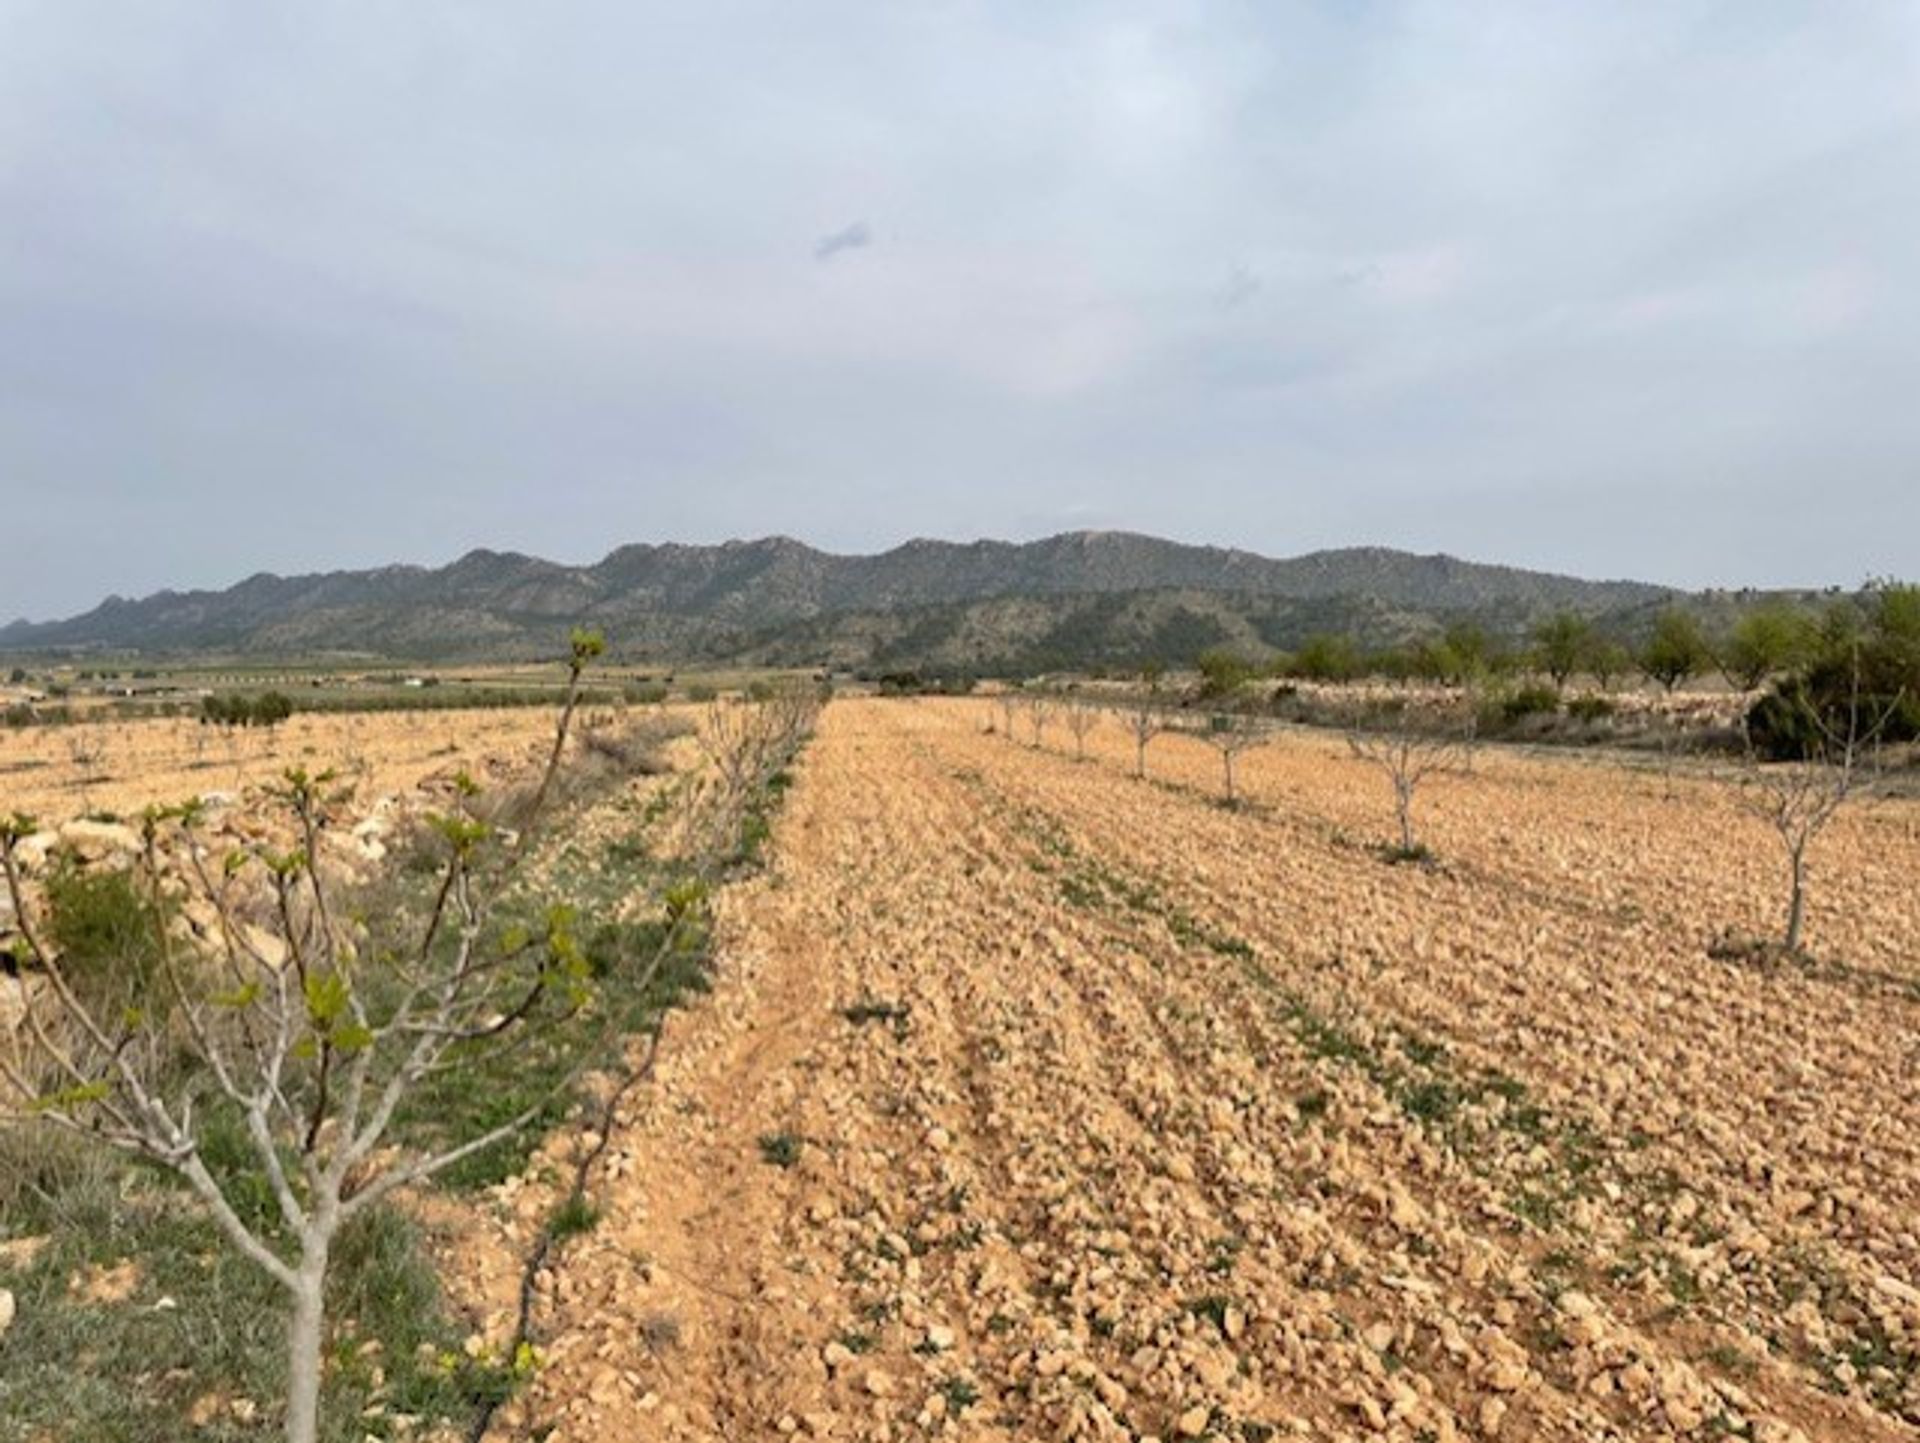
[3,1,1919,620]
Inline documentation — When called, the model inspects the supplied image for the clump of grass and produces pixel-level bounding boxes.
[939,1376,980,1411]
[1401,1034,1448,1068]
[1378,842,1434,866]
[841,998,911,1029]
[1509,1188,1565,1231]
[1205,1234,1245,1276]
[1185,1293,1234,1335]
[547,1192,601,1242]
[759,1131,804,1168]
[1398,1079,1461,1124]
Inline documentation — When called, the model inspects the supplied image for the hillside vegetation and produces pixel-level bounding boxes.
[0,532,1672,663]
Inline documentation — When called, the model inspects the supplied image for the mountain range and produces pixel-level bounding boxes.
[0,532,1676,670]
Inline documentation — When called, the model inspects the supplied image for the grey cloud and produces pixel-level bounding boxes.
[1,2,1918,620]
[813,221,872,262]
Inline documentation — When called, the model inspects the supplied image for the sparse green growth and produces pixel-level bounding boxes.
[759,1131,804,1168]
[547,1192,602,1242]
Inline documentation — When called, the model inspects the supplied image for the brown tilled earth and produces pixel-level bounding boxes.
[0,709,566,822]
[458,698,1920,1443]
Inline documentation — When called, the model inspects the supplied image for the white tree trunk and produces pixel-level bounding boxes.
[285,1237,332,1443]
[1785,848,1808,954]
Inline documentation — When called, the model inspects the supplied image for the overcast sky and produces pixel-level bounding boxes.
[4,2,1919,620]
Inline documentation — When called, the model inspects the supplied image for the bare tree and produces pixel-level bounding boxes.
[1122,693,1165,779]
[1025,693,1057,750]
[65,730,106,814]
[994,688,1022,741]
[697,683,823,849]
[1346,713,1463,857]
[1193,712,1265,804]
[1734,666,1900,955]
[1062,695,1099,760]
[0,628,741,1443]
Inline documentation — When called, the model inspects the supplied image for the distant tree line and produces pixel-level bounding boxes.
[199,691,295,728]
[871,669,978,696]
[1182,585,1918,760]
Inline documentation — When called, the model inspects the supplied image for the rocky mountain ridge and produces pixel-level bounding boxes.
[0,531,1672,662]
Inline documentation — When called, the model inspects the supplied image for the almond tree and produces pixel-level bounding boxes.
[1025,693,1057,750]
[1195,712,1265,804]
[1532,611,1593,692]
[995,688,1021,741]
[1720,604,1812,693]
[1062,696,1099,760]
[0,628,693,1443]
[1122,691,1165,779]
[1346,711,1463,858]
[700,683,819,804]
[689,684,820,860]
[65,730,106,814]
[1734,662,1899,955]
[1639,609,1710,694]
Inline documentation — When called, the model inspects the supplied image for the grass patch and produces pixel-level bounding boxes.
[841,998,911,1032]
[758,1131,804,1168]
[939,1376,980,1412]
[0,1130,501,1443]
[1185,1293,1235,1336]
[1377,842,1434,866]
[547,1192,601,1243]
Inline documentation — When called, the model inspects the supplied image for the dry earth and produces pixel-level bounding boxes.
[0,708,571,823]
[453,698,1920,1443]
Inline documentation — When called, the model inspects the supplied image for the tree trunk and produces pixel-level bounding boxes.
[1785,849,1807,954]
[1223,753,1235,803]
[285,1239,331,1443]
[1396,786,1415,853]
[1135,740,1146,779]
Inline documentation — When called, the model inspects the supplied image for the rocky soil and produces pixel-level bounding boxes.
[0,707,567,823]
[463,698,1918,1443]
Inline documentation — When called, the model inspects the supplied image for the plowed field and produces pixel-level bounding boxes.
[479,697,1919,1443]
[0,709,574,821]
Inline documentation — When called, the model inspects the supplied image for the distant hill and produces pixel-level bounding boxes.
[0,531,1673,666]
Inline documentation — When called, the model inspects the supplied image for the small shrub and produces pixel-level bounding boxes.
[1499,685,1561,724]
[43,857,171,1011]
[1566,694,1616,724]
